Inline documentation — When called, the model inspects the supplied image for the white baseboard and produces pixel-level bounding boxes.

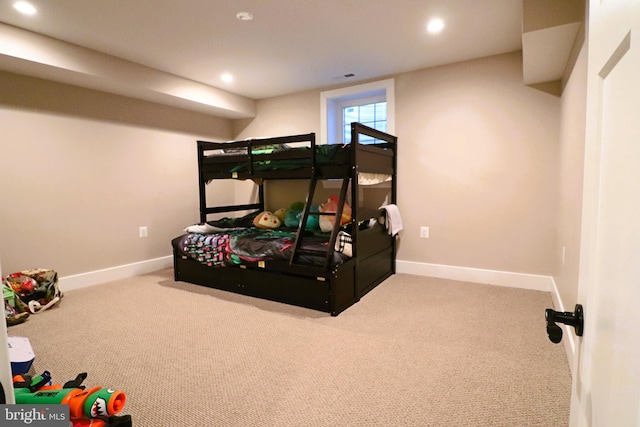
[396,260,553,292]
[59,256,173,292]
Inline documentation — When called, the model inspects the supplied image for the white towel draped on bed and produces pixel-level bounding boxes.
[379,204,403,236]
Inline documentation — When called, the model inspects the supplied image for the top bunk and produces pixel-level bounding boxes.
[197,122,397,181]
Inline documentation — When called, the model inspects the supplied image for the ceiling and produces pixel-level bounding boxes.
[0,0,523,97]
[0,0,584,118]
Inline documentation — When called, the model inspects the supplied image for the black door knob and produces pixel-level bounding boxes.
[545,304,584,344]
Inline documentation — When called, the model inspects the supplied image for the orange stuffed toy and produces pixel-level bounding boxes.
[319,195,351,232]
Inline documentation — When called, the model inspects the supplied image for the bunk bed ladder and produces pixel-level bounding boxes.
[289,173,350,271]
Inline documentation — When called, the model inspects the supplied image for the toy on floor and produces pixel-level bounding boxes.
[13,371,131,427]
[3,281,30,326]
[7,336,36,375]
[4,268,62,315]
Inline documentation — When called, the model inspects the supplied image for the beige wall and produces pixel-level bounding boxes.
[555,42,587,308]
[397,52,560,275]
[0,71,233,276]
[233,89,324,211]
[1,50,576,283]
[235,52,561,276]
[234,89,322,139]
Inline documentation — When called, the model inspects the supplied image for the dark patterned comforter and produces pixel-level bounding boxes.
[172,228,347,268]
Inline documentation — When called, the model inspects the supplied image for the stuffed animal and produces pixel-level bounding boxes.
[274,208,288,222]
[289,201,305,212]
[306,205,320,230]
[253,211,281,229]
[284,209,301,228]
[282,201,304,228]
[319,195,352,232]
[282,204,320,230]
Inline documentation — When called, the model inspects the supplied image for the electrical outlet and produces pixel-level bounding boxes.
[420,226,429,239]
[139,226,148,238]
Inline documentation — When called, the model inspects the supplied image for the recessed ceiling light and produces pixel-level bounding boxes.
[221,73,234,83]
[13,1,37,16]
[236,11,253,21]
[427,17,445,34]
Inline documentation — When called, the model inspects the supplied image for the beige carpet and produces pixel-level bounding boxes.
[9,269,571,426]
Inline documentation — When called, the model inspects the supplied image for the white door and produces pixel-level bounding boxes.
[570,0,640,426]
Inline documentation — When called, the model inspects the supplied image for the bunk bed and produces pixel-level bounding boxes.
[172,122,398,316]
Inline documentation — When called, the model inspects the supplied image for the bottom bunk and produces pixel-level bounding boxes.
[174,255,348,315]
[172,250,393,316]
[171,219,395,316]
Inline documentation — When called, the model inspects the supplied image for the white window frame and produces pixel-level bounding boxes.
[320,78,395,145]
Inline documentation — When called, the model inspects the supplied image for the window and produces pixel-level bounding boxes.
[321,79,395,145]
[343,101,387,144]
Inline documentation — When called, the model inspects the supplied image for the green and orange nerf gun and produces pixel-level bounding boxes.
[13,371,131,427]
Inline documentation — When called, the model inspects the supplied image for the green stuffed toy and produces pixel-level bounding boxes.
[284,209,301,228]
[307,205,320,230]
[284,203,319,230]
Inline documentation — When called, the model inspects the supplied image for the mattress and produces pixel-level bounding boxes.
[172,225,350,270]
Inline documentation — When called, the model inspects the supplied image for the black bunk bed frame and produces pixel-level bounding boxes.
[173,122,397,316]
